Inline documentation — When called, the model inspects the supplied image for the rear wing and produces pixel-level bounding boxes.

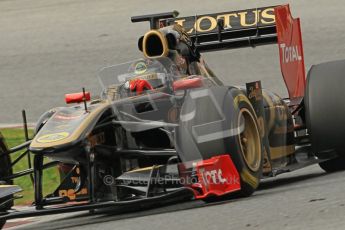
[169,5,306,98]
[164,6,277,52]
[132,5,306,99]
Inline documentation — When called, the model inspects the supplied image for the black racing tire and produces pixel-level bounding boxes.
[305,60,345,155]
[176,87,263,199]
[0,133,13,213]
[319,155,345,173]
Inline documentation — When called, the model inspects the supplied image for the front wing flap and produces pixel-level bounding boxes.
[179,155,241,199]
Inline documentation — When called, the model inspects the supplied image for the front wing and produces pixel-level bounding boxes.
[0,154,240,222]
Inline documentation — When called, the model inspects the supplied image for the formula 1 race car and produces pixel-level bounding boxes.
[1,4,345,228]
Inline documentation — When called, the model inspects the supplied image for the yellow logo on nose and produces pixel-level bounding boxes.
[36,132,70,143]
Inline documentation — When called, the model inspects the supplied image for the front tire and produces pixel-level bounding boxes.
[0,133,13,228]
[176,87,263,198]
[228,93,263,197]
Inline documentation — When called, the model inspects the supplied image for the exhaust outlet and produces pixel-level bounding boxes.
[142,30,169,58]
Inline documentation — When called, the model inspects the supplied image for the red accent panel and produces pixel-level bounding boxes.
[275,5,306,98]
[180,155,241,199]
[173,77,203,91]
[130,79,153,94]
[65,92,91,104]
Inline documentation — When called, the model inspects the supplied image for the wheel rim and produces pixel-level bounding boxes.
[238,108,261,172]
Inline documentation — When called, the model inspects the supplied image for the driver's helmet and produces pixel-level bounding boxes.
[120,60,168,96]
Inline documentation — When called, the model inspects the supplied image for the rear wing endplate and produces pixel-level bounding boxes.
[275,5,306,98]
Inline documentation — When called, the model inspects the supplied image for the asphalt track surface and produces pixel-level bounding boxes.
[1,0,345,229]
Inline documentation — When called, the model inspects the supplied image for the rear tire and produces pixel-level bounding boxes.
[176,87,263,199]
[305,60,345,155]
[319,155,345,173]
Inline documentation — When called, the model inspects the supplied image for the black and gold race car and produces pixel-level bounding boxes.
[1,4,345,227]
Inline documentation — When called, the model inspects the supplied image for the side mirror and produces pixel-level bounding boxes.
[65,92,91,104]
[173,77,203,91]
